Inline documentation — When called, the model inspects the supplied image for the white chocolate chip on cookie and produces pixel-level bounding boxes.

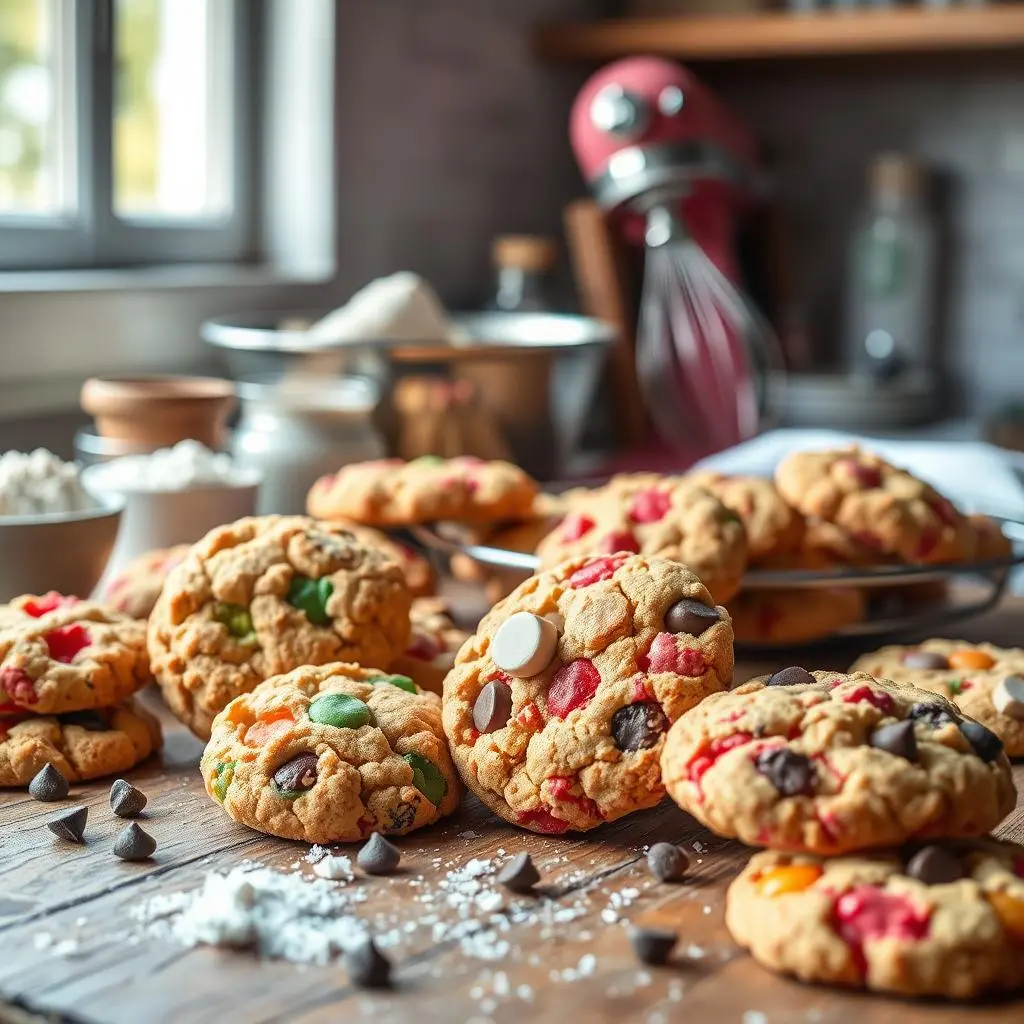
[490,612,560,678]
[993,675,1024,720]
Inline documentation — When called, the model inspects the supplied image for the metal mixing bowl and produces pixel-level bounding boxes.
[0,493,125,602]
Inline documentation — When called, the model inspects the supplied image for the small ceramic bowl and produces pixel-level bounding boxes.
[0,494,125,603]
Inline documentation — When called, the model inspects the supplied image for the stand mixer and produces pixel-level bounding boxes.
[571,57,782,455]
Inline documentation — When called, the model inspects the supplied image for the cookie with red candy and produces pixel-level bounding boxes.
[661,670,1015,854]
[727,839,1024,999]
[0,595,151,714]
[389,597,470,695]
[441,554,734,834]
[101,545,190,619]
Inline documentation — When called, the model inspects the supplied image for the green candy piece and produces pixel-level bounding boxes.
[308,692,372,729]
[287,576,334,626]
[947,678,967,696]
[212,761,236,803]
[403,752,447,806]
[371,674,417,694]
[213,602,254,639]
[412,455,444,466]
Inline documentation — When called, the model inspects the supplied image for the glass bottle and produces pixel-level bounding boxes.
[488,236,557,313]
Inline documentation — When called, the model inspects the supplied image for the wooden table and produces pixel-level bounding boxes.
[3,602,1024,1024]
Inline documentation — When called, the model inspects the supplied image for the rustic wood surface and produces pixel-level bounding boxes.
[2,600,1024,1024]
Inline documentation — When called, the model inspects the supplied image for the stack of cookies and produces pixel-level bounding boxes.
[0,592,160,788]
[659,667,1024,999]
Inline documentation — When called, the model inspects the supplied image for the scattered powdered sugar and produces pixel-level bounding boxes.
[313,854,354,881]
[305,845,328,864]
[32,933,81,957]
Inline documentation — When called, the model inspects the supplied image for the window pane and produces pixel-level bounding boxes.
[0,0,64,215]
[114,0,231,219]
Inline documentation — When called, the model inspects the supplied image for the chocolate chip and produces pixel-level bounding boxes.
[473,680,513,734]
[766,666,816,688]
[46,805,87,843]
[665,599,719,637]
[908,702,959,729]
[755,749,816,796]
[357,832,401,875]
[630,926,678,966]
[347,936,391,989]
[109,779,147,817]
[60,710,109,732]
[272,754,319,795]
[646,843,689,882]
[387,801,417,832]
[904,845,964,885]
[960,719,1004,762]
[497,853,540,894]
[869,721,918,761]
[112,822,157,861]
[29,763,69,802]
[611,702,668,752]
[902,650,950,671]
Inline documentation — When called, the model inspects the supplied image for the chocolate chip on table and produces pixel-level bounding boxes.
[473,680,513,734]
[29,763,69,802]
[46,805,87,843]
[869,721,918,762]
[902,650,950,671]
[272,754,319,796]
[755,749,816,796]
[664,598,719,636]
[113,822,157,861]
[646,843,689,882]
[630,926,678,966]
[765,666,816,688]
[347,936,391,989]
[497,853,540,894]
[904,845,964,885]
[959,719,1004,762]
[109,779,148,817]
[611,702,668,752]
[357,832,401,875]
[908,702,959,729]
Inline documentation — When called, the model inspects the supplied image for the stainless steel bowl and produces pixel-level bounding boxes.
[0,494,125,602]
[201,310,614,478]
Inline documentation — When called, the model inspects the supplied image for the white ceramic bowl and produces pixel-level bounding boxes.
[0,493,125,602]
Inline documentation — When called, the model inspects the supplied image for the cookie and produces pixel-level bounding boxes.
[535,482,748,604]
[729,587,865,646]
[726,840,1024,999]
[306,456,538,527]
[687,472,804,563]
[968,513,1013,562]
[389,598,470,695]
[851,640,1024,757]
[775,448,972,564]
[148,516,412,739]
[661,670,1015,854]
[102,545,190,619]
[201,662,460,843]
[442,554,734,833]
[0,699,162,787]
[0,595,151,714]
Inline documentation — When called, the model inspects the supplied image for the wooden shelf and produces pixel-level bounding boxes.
[535,6,1024,62]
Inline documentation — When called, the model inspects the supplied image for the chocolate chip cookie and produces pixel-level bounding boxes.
[729,587,865,646]
[102,545,190,619]
[148,516,412,739]
[201,662,460,843]
[727,839,1024,999]
[442,554,734,833]
[0,595,151,714]
[661,670,1015,854]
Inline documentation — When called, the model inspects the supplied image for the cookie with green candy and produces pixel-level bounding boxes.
[201,662,460,843]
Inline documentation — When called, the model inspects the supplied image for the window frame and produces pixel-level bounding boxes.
[0,0,261,270]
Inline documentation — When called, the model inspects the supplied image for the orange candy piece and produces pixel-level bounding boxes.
[755,864,823,897]
[243,708,295,746]
[987,891,1024,943]
[948,649,996,670]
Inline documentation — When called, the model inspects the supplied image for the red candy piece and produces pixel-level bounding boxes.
[561,513,596,542]
[913,530,939,560]
[518,807,572,834]
[833,885,931,974]
[839,459,881,489]
[515,701,544,731]
[44,624,92,664]
[851,531,884,551]
[688,732,754,784]
[1013,857,1024,880]
[406,633,442,661]
[547,659,601,719]
[643,632,707,677]
[22,592,78,618]
[628,489,671,524]
[631,676,654,701]
[546,775,602,820]
[930,496,959,528]
[599,530,640,555]
[0,668,36,706]
[842,686,895,714]
[568,556,624,589]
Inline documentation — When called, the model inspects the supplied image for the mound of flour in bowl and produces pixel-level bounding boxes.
[0,449,95,517]
[88,440,242,492]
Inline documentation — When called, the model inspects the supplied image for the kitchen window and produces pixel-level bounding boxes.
[0,0,259,270]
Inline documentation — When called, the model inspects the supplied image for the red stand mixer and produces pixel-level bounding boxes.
[571,57,781,455]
